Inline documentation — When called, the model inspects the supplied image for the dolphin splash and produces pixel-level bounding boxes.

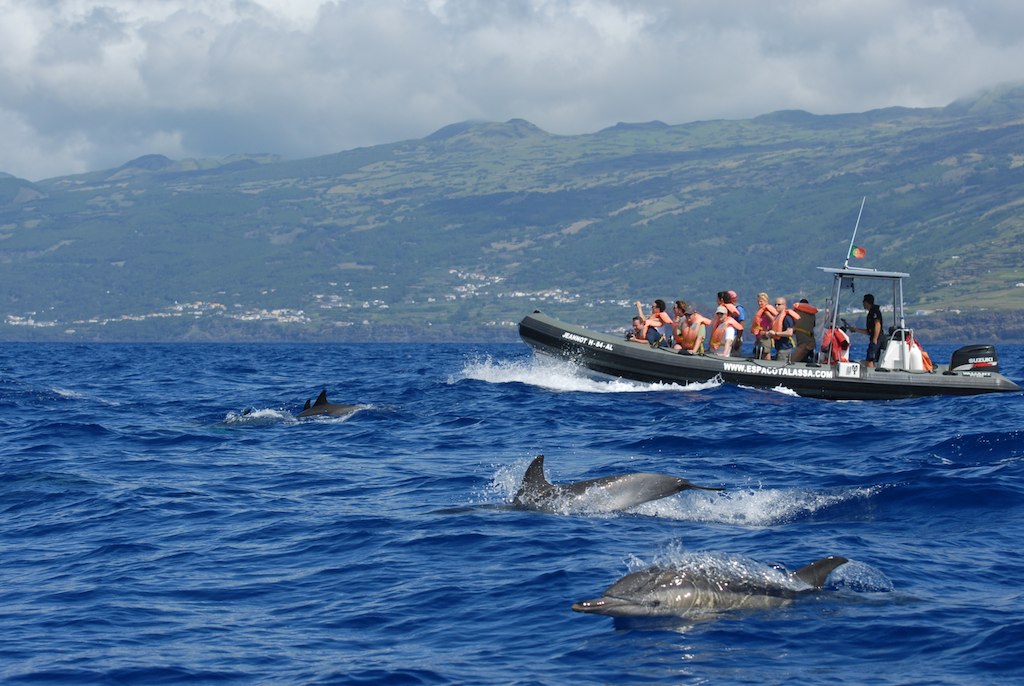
[572,554,849,618]
[512,454,723,513]
[297,390,358,418]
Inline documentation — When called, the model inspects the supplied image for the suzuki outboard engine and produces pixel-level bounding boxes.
[949,345,1000,373]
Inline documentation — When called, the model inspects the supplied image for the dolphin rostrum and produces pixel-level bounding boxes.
[297,390,358,418]
[512,454,723,513]
[572,554,849,618]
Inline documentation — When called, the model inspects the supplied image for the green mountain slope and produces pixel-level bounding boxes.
[2,86,1024,342]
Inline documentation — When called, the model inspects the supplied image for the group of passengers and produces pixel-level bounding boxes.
[628,290,878,365]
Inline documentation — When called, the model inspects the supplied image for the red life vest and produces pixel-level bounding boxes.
[821,326,850,363]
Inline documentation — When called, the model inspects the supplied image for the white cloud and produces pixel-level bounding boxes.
[2,0,1023,180]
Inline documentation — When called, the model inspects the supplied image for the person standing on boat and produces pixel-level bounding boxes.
[849,293,883,368]
[750,292,777,359]
[768,297,797,363]
[790,299,818,363]
[635,299,674,348]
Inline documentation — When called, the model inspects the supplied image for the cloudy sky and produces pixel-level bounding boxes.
[2,0,1023,180]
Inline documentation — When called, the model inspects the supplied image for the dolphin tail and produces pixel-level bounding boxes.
[513,455,551,504]
[792,556,849,588]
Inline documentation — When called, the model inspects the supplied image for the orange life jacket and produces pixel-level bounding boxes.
[910,337,935,372]
[792,302,817,315]
[641,311,673,339]
[771,308,799,349]
[821,326,850,363]
[678,315,711,352]
[751,304,778,335]
[710,315,743,350]
[771,308,800,332]
[792,302,817,339]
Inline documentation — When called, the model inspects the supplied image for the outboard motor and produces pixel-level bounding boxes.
[949,345,1000,373]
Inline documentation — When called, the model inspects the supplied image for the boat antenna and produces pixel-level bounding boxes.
[843,196,867,269]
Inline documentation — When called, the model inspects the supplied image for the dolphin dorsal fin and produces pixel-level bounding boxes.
[522,454,550,489]
[793,556,849,588]
[303,399,311,410]
[513,455,552,504]
[313,390,329,406]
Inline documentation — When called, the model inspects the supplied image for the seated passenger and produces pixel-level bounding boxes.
[675,307,711,354]
[709,305,743,357]
[635,299,674,348]
[625,315,645,342]
[726,290,746,355]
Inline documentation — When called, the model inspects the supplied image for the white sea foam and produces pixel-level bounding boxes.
[52,386,122,406]
[223,408,297,425]
[633,484,881,526]
[53,387,84,399]
[458,355,721,394]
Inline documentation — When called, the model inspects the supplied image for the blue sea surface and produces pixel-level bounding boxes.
[1,341,1023,684]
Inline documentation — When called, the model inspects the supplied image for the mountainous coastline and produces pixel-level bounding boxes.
[2,84,1024,342]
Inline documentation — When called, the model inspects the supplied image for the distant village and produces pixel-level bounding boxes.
[3,268,605,335]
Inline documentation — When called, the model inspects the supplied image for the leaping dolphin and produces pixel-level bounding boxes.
[512,454,723,513]
[297,390,358,418]
[572,554,849,618]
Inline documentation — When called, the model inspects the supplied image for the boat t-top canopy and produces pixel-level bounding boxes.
[817,266,910,280]
[817,265,910,333]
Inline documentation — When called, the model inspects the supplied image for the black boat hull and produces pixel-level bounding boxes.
[518,311,1021,401]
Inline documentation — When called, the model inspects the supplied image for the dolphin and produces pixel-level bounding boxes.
[572,554,849,618]
[297,390,358,418]
[512,454,723,513]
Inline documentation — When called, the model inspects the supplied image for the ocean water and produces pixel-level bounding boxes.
[1,341,1022,685]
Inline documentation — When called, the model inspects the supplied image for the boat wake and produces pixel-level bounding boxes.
[459,355,721,394]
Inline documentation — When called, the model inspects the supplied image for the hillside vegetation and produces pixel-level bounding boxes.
[2,84,1024,342]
